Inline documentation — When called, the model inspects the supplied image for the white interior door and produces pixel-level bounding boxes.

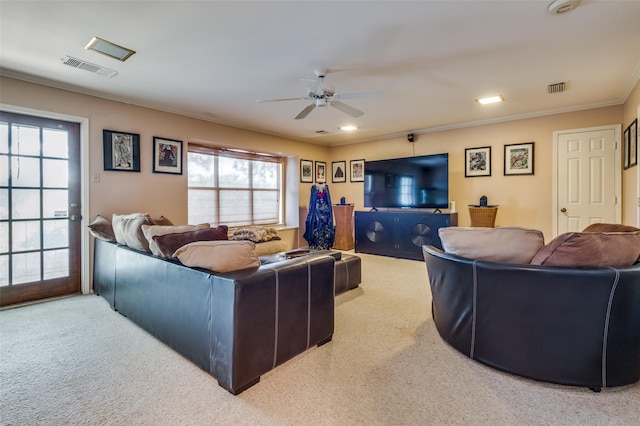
[554,126,620,235]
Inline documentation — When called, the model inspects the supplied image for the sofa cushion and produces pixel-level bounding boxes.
[153,226,229,258]
[173,240,260,273]
[583,223,640,233]
[230,225,280,243]
[112,213,156,252]
[142,223,211,256]
[87,215,116,242]
[530,231,640,268]
[439,226,545,264]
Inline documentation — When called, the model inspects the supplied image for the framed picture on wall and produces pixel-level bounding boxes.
[153,137,183,174]
[624,125,631,169]
[331,161,346,183]
[350,159,365,182]
[103,129,140,172]
[300,159,313,183]
[315,161,326,183]
[629,119,637,168]
[504,142,534,175]
[464,146,491,177]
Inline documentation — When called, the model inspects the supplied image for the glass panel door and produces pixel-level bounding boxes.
[0,111,81,306]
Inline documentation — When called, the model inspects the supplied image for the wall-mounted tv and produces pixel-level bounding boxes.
[363,153,449,209]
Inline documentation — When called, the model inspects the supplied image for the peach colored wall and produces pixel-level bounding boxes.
[0,76,329,249]
[2,76,636,247]
[622,80,640,227]
[329,106,624,241]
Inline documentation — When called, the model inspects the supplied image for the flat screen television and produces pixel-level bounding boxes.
[363,153,449,209]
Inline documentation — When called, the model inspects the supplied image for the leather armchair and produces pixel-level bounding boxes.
[423,245,640,391]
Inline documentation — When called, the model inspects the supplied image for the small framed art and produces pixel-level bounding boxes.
[464,146,491,177]
[504,142,534,176]
[103,129,140,172]
[629,119,637,168]
[300,159,313,183]
[332,161,346,183]
[315,161,327,183]
[350,159,365,182]
[624,125,631,169]
[153,137,183,174]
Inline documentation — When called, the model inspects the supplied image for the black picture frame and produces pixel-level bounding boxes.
[350,159,365,182]
[103,129,140,172]
[300,159,313,183]
[315,161,327,183]
[629,119,637,168]
[331,161,346,183]
[152,136,183,175]
[624,125,631,169]
[464,146,491,177]
[504,142,534,175]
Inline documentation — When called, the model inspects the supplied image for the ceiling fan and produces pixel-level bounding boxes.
[257,69,382,120]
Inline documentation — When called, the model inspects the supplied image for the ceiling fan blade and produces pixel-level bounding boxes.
[333,90,383,100]
[330,101,364,118]
[295,104,316,120]
[257,97,306,103]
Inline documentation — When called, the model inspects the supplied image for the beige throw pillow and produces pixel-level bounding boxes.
[142,223,211,257]
[112,213,155,252]
[173,240,260,273]
[439,226,545,264]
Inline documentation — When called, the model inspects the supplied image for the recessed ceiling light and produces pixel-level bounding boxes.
[339,125,358,131]
[476,95,505,105]
[85,36,136,62]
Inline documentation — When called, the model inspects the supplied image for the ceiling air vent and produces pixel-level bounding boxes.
[61,56,118,77]
[548,82,566,94]
[315,130,330,135]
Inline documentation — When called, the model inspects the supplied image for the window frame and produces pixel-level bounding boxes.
[187,143,283,227]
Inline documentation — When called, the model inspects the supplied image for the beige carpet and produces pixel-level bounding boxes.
[1,253,639,425]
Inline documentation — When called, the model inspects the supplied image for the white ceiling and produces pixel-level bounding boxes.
[1,1,640,146]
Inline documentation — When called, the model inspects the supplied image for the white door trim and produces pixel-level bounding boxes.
[1,103,91,295]
[552,124,621,237]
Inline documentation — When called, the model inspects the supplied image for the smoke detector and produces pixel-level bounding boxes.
[548,0,580,15]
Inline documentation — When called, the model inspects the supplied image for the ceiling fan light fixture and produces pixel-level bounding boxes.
[85,36,136,62]
[548,0,580,15]
[476,95,504,105]
[339,125,358,131]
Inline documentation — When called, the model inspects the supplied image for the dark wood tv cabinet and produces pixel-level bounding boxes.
[354,211,458,260]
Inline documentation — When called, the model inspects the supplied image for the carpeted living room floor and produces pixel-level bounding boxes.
[1,252,639,425]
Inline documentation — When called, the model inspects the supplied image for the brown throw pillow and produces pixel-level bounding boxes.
[583,223,640,233]
[153,226,229,258]
[142,223,211,256]
[530,231,640,268]
[87,215,116,242]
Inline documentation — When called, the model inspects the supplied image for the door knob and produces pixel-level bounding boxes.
[560,208,567,213]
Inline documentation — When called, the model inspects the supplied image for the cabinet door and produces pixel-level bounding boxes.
[354,212,396,257]
[395,214,452,259]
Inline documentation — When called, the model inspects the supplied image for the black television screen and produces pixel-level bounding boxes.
[364,153,449,209]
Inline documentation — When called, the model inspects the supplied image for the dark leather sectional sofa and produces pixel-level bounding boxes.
[423,245,640,391]
[93,238,338,394]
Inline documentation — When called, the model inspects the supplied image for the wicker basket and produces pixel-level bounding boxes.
[468,206,498,227]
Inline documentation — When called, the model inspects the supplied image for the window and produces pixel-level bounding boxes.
[187,144,282,227]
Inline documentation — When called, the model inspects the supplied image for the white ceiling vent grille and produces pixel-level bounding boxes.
[548,82,566,94]
[62,56,118,77]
